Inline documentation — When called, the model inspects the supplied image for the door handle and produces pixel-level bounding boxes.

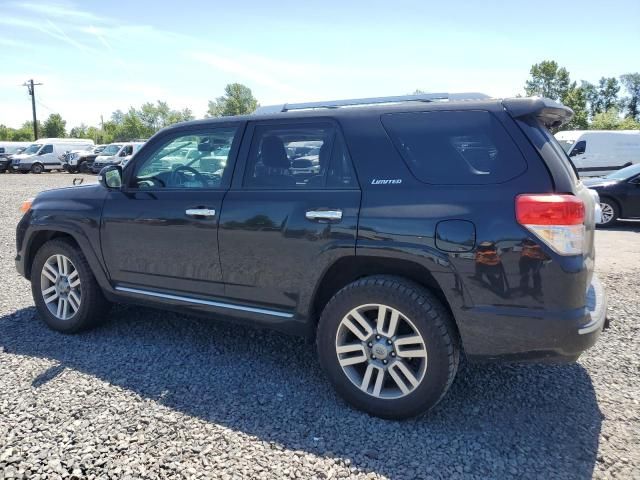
[305,209,343,221]
[185,208,216,217]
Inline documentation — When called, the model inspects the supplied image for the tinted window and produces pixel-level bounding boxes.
[570,140,586,156]
[245,123,352,189]
[381,111,527,185]
[133,128,236,189]
[40,144,53,154]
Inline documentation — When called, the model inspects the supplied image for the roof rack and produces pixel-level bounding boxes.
[254,92,491,114]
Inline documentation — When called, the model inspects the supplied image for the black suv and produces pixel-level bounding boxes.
[16,94,607,419]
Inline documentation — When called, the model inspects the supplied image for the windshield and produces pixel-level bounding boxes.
[605,163,640,180]
[23,144,42,155]
[101,144,122,156]
[557,139,575,153]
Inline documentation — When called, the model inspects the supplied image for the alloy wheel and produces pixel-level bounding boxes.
[40,254,82,320]
[335,303,428,399]
[600,202,615,225]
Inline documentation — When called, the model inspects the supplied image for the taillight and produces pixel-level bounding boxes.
[516,194,585,256]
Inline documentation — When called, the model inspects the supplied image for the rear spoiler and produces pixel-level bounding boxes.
[502,97,574,129]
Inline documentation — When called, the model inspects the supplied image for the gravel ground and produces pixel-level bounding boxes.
[0,173,638,479]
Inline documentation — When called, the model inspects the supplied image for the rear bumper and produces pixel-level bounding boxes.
[460,274,607,363]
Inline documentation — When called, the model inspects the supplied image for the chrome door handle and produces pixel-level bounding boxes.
[185,208,216,217]
[305,209,343,221]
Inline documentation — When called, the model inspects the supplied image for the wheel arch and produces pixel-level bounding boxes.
[599,195,622,219]
[310,255,461,339]
[23,228,111,292]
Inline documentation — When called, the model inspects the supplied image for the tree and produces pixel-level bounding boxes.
[561,83,589,130]
[591,109,640,130]
[69,124,89,139]
[524,60,571,100]
[620,73,640,121]
[583,77,620,118]
[42,114,66,138]
[207,83,258,117]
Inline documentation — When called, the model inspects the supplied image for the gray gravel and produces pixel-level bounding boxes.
[1,173,638,479]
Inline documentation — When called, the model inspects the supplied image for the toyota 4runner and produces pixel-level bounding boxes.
[16,93,607,419]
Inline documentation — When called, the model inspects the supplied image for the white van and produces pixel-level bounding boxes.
[91,142,145,173]
[11,138,95,174]
[555,130,640,177]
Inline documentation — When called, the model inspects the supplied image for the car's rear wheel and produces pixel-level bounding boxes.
[599,198,619,227]
[31,238,111,333]
[30,163,44,174]
[317,276,459,419]
[79,161,90,174]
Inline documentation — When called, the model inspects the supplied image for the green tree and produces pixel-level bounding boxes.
[583,77,620,118]
[69,124,90,138]
[524,60,571,100]
[42,113,66,138]
[591,109,640,130]
[10,121,40,141]
[0,124,10,141]
[561,83,589,130]
[207,83,259,117]
[620,73,640,121]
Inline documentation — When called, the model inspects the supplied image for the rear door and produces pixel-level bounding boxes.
[100,123,242,297]
[218,118,360,316]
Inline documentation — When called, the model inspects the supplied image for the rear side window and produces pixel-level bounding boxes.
[381,110,527,185]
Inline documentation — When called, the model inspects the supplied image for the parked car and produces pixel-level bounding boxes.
[11,138,94,173]
[91,142,145,173]
[15,93,606,419]
[582,163,640,226]
[62,144,107,173]
[555,130,640,177]
[0,142,30,172]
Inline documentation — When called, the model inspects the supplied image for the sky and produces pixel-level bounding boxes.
[0,0,639,129]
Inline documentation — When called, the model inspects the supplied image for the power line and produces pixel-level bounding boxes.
[22,79,43,140]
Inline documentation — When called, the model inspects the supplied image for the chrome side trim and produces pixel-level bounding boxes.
[115,286,294,318]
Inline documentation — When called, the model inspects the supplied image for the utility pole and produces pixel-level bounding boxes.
[23,79,43,140]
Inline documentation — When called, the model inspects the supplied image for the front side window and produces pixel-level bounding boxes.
[569,140,586,157]
[39,144,53,155]
[382,110,527,185]
[133,127,237,189]
[244,123,356,189]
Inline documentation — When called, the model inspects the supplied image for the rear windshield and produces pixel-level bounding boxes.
[381,110,527,185]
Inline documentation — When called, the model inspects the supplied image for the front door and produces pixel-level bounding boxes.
[100,123,243,297]
[218,119,361,315]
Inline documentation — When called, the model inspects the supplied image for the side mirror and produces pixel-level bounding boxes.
[98,165,123,189]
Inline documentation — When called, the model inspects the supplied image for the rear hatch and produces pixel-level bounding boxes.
[504,97,597,285]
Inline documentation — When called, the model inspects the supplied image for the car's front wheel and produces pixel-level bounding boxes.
[317,276,459,419]
[31,238,111,333]
[30,163,44,174]
[599,198,619,227]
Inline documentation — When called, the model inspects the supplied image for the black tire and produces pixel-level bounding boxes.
[30,163,44,174]
[79,161,90,174]
[598,198,620,227]
[317,275,460,419]
[31,238,111,333]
